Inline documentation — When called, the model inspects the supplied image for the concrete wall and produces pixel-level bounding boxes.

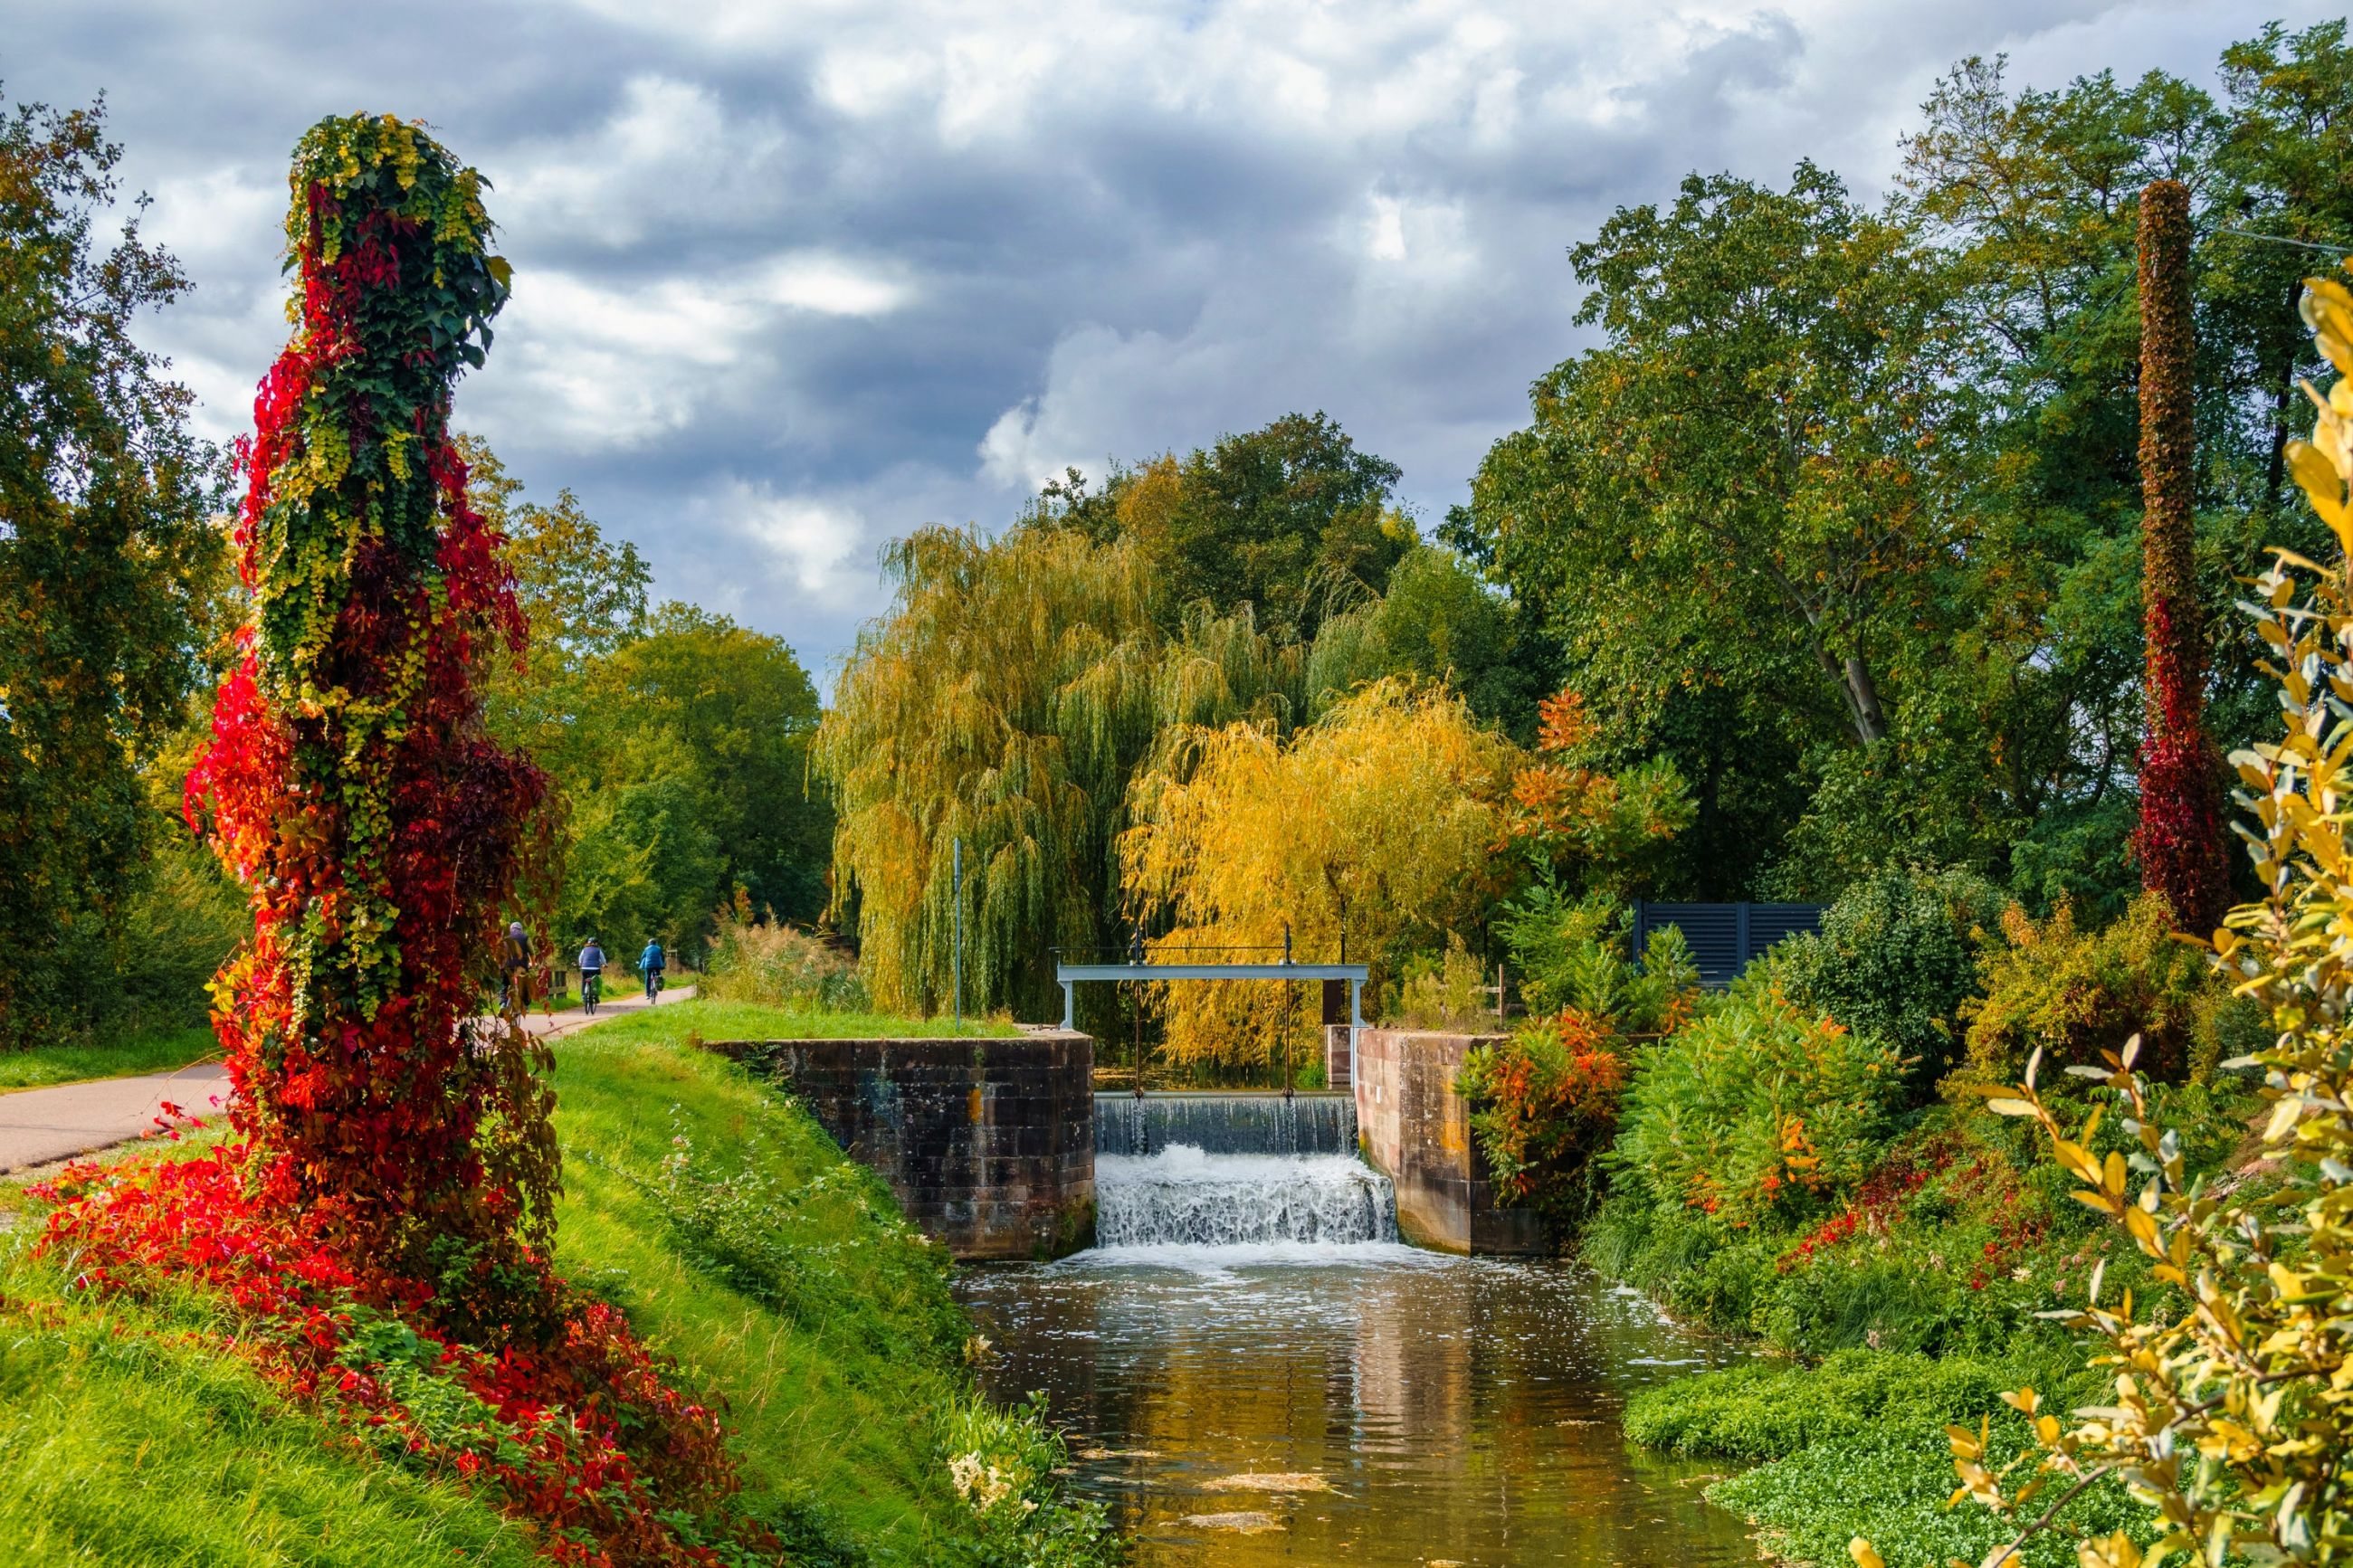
[1353,1028,1549,1256]
[710,1032,1095,1260]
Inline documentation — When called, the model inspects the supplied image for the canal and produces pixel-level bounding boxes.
[956,1135,1758,1566]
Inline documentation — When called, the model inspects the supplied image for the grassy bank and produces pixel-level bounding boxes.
[0,1001,1105,1565]
[0,1024,218,1092]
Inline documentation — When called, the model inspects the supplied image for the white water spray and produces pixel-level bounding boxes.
[1096,1145,1398,1248]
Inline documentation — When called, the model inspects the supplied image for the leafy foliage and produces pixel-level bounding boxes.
[1776,864,2009,1094]
[1958,894,2214,1086]
[1495,882,1699,1032]
[1610,984,1909,1233]
[1456,1011,1628,1226]
[1896,260,2353,1568]
[818,521,1300,1022]
[0,93,224,1048]
[1119,678,1516,1064]
[180,114,557,1273]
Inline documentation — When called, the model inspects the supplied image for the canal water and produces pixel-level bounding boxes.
[956,1115,1759,1567]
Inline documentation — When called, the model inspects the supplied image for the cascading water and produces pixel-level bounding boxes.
[1096,1146,1398,1246]
[1091,1093,1396,1248]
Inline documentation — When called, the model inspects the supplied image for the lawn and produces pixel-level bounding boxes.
[0,1024,218,1092]
[0,1002,1054,1565]
[568,996,1022,1044]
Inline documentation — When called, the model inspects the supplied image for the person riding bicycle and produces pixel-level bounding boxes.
[639,937,667,1003]
[576,936,606,1014]
[500,921,533,1012]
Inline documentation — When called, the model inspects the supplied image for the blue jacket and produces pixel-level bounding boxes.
[577,944,605,972]
[640,941,666,971]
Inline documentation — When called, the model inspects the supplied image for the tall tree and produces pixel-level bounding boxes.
[1453,164,1979,895]
[817,523,1301,1020]
[2134,179,2227,931]
[0,94,222,1046]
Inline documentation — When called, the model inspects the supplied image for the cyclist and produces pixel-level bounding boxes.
[576,936,606,1014]
[639,936,667,1004]
[500,921,533,1012]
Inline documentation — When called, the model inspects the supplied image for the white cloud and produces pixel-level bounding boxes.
[32,0,2343,673]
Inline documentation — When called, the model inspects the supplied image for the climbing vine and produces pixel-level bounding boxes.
[183,114,555,1282]
[2130,177,2226,935]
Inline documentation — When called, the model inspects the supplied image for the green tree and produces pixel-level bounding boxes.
[1034,410,1412,642]
[1455,163,1980,895]
[1305,544,1548,736]
[598,602,829,924]
[0,94,223,1046]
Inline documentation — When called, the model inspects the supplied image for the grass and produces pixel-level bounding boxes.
[0,999,1071,1566]
[0,1277,539,1568]
[0,1024,218,1092]
[564,997,1021,1043]
[547,1008,987,1558]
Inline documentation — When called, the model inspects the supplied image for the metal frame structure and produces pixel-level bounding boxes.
[1053,960,1371,1088]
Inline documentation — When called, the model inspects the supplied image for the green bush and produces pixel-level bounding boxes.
[1386,935,1499,1030]
[1608,980,1907,1231]
[1624,1350,2013,1460]
[1775,863,2005,1094]
[1494,880,1698,1031]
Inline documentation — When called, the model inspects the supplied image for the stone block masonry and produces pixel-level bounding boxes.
[1353,1028,1548,1255]
[705,1032,1096,1260]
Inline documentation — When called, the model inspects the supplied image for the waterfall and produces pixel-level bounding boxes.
[1095,1093,1358,1156]
[1095,1146,1398,1248]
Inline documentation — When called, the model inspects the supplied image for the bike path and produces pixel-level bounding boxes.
[0,985,692,1174]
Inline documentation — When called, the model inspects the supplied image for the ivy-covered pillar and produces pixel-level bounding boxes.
[187,116,553,1280]
[2131,177,2226,934]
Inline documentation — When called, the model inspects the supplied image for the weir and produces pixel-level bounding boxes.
[1090,1092,1396,1248]
[1094,1091,1358,1156]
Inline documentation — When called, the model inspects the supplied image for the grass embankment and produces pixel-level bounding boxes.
[0,1025,217,1091]
[0,999,1093,1566]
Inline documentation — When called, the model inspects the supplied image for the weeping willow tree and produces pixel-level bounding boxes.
[1119,679,1522,1066]
[815,523,1301,1020]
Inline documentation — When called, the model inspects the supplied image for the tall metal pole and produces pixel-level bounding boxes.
[952,837,963,1030]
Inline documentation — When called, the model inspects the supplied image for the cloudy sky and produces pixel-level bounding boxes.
[14,0,2330,679]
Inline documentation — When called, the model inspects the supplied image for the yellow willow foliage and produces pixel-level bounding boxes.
[815,524,1300,1018]
[1120,679,1520,1065]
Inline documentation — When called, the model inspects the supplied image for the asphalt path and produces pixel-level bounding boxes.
[0,984,692,1174]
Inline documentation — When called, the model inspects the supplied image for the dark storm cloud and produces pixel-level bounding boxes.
[9,0,2330,676]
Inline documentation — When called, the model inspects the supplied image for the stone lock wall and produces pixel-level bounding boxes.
[709,1032,1095,1260]
[1353,1028,1548,1256]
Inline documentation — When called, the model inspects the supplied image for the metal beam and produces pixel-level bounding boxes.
[1055,963,1368,983]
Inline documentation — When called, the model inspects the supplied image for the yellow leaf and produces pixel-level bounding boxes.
[1850,1541,1887,1568]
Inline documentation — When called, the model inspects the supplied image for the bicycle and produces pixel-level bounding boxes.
[581,970,603,1015]
[646,970,664,1004]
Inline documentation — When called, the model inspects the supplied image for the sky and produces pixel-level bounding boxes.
[12,0,2335,680]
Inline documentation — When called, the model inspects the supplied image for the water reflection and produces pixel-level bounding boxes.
[957,1246,1756,1566]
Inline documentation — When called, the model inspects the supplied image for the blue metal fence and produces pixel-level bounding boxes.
[1630,900,1825,988]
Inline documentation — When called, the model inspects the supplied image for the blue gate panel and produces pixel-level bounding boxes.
[1631,900,1824,988]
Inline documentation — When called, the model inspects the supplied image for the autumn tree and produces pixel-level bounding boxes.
[185,115,552,1272]
[2133,179,2228,931]
[1119,679,1519,1065]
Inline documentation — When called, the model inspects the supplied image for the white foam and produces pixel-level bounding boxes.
[1093,1145,1399,1249]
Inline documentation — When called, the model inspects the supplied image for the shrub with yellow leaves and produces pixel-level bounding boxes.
[1851,262,2353,1568]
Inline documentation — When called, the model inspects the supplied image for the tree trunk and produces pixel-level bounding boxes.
[2131,179,2227,935]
